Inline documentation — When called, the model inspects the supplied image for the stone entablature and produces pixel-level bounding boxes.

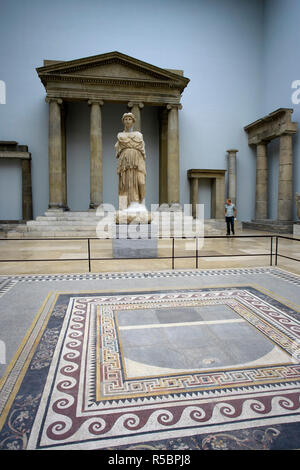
[36,51,189,105]
[36,51,190,211]
[244,108,297,145]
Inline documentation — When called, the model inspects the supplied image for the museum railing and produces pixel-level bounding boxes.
[0,234,299,273]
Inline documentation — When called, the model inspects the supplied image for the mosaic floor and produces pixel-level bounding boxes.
[0,267,300,450]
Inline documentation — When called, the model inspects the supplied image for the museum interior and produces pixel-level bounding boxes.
[0,0,300,452]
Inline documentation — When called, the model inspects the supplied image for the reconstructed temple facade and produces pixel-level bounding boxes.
[36,51,190,212]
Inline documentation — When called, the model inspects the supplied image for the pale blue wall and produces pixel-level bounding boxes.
[0,0,265,220]
[263,0,300,220]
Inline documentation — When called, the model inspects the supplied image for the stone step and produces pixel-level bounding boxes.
[36,214,194,224]
[36,215,109,222]
[26,221,197,230]
[43,210,194,218]
[44,210,103,217]
[242,220,293,234]
[29,219,110,226]
[6,231,207,239]
[4,211,227,239]
[6,231,100,239]
[24,225,102,232]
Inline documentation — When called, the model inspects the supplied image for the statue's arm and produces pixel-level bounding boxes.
[115,140,121,158]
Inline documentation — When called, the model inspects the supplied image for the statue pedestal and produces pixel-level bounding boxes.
[113,223,158,259]
[116,202,152,224]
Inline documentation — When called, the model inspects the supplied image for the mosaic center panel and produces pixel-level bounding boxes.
[116,304,291,379]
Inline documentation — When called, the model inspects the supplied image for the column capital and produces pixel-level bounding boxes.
[88,99,104,106]
[257,139,269,145]
[128,101,144,109]
[166,103,182,111]
[226,149,238,154]
[45,97,63,105]
[281,131,295,137]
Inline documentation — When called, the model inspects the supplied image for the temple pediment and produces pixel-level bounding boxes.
[36,51,189,102]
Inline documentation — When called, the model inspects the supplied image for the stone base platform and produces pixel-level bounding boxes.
[242,219,294,234]
[2,210,238,239]
[293,222,300,236]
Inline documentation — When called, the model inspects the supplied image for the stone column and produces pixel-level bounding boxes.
[255,142,268,220]
[278,133,293,221]
[166,104,181,206]
[213,176,226,219]
[128,102,144,131]
[88,100,104,210]
[227,149,238,205]
[61,103,68,210]
[159,107,168,205]
[47,97,65,210]
[21,156,33,221]
[190,177,199,219]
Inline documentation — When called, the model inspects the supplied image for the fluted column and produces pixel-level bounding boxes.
[127,102,144,131]
[47,97,65,210]
[61,103,68,210]
[255,142,268,220]
[159,107,168,205]
[227,149,238,206]
[278,133,293,221]
[166,104,181,205]
[88,100,104,210]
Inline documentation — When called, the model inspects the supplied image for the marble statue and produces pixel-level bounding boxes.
[115,112,150,223]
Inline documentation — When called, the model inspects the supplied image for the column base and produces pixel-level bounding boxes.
[89,203,105,211]
[48,205,69,212]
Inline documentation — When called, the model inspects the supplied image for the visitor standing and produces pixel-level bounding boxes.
[224,199,237,235]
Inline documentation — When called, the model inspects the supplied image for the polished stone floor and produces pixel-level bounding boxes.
[0,229,299,275]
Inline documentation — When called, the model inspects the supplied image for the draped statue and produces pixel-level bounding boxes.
[115,112,146,207]
[115,112,151,223]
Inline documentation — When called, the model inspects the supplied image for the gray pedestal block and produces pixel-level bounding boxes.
[113,224,158,259]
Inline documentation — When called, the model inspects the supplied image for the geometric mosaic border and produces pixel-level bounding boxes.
[1,285,300,449]
[0,266,299,285]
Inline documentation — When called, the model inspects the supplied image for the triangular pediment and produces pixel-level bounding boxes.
[71,62,167,81]
[37,51,189,89]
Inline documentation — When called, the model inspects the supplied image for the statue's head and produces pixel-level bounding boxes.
[122,112,135,126]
